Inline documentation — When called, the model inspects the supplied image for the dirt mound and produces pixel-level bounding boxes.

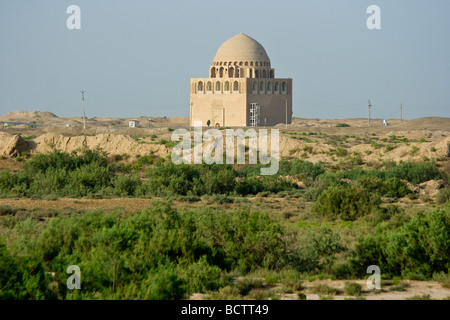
[397,117,450,131]
[0,110,58,122]
[0,132,29,157]
[32,133,171,159]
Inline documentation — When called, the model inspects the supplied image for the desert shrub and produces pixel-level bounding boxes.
[235,176,265,195]
[336,147,348,157]
[182,256,229,293]
[354,206,450,278]
[313,186,381,221]
[236,278,263,296]
[201,166,236,195]
[409,146,419,156]
[436,187,450,205]
[297,292,307,300]
[111,175,141,196]
[380,161,445,184]
[344,282,363,296]
[369,205,406,226]
[0,240,55,300]
[0,205,19,216]
[350,153,363,165]
[277,160,325,186]
[432,272,450,288]
[388,282,409,291]
[292,227,346,272]
[309,284,338,296]
[336,123,350,127]
[137,155,154,166]
[140,265,186,300]
[380,178,411,198]
[304,171,346,201]
[248,288,274,300]
[281,277,304,293]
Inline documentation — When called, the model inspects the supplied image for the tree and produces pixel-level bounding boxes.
[207,120,211,127]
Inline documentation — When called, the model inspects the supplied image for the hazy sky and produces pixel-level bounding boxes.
[1,0,449,119]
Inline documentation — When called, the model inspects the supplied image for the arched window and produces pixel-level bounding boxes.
[282,81,287,94]
[270,70,274,78]
[219,67,224,78]
[253,81,258,93]
[228,67,234,78]
[220,62,223,66]
[255,70,259,78]
[206,81,212,92]
[233,81,239,92]
[262,70,267,78]
[228,61,232,66]
[198,82,203,93]
[215,81,221,92]
[224,81,230,92]
[210,68,216,78]
[239,61,243,66]
[250,62,254,66]
[245,62,248,66]
[234,61,238,66]
[236,68,240,78]
[255,62,259,67]
[267,81,272,92]
[260,81,265,93]
[249,69,253,78]
[274,81,279,93]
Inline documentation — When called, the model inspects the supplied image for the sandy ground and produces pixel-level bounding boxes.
[189,280,450,300]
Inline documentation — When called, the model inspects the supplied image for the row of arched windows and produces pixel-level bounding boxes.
[196,81,240,94]
[211,67,274,79]
[252,81,287,94]
[195,80,288,94]
[213,61,270,67]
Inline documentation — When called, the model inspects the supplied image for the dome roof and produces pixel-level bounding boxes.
[213,33,270,64]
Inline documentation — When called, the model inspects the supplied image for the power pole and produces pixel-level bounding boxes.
[81,90,86,129]
[285,98,288,129]
[368,99,372,127]
[400,102,403,122]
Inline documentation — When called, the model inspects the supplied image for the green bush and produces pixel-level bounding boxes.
[182,256,229,293]
[432,272,450,288]
[344,282,363,296]
[141,265,186,300]
[380,161,445,184]
[436,187,450,205]
[336,123,350,127]
[354,206,450,278]
[313,186,381,221]
[236,278,263,296]
[381,178,411,198]
[309,284,338,296]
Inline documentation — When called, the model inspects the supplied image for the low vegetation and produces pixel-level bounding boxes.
[0,146,449,300]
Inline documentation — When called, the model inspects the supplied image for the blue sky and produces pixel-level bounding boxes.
[0,0,449,119]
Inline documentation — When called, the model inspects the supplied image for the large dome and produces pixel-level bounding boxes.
[213,33,270,65]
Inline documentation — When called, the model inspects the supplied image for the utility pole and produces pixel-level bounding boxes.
[400,102,403,123]
[285,99,288,129]
[81,89,86,129]
[368,99,372,127]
